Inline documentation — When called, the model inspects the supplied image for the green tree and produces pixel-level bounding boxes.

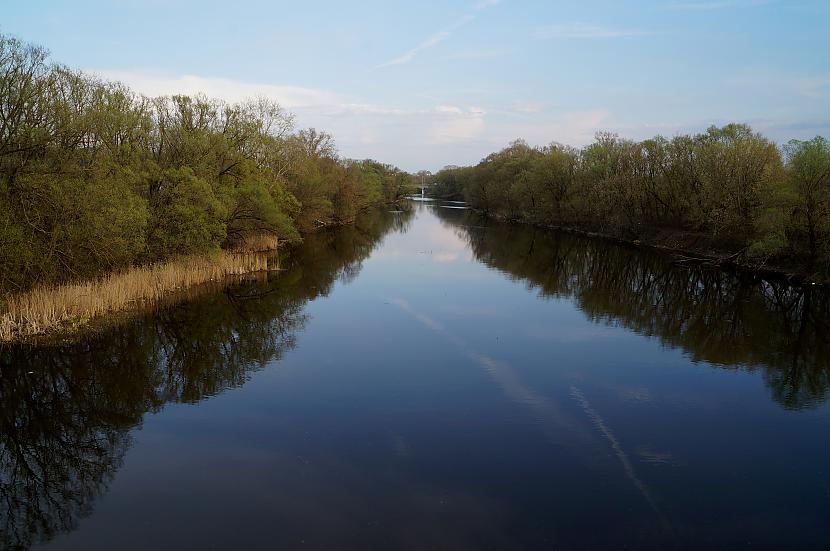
[148,169,227,258]
[785,137,830,266]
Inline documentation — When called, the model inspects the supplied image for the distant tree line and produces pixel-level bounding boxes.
[431,125,830,273]
[0,34,414,292]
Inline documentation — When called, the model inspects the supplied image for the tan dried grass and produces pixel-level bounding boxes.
[0,252,269,341]
[228,233,280,253]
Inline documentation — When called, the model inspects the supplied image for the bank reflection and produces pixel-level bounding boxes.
[432,205,830,411]
[0,208,413,550]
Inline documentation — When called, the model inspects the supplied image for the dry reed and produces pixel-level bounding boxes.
[0,252,270,341]
[228,233,280,253]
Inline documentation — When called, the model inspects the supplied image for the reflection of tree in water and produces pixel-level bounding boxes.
[0,208,413,550]
[433,206,830,411]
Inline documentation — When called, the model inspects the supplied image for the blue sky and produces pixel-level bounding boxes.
[3,0,829,171]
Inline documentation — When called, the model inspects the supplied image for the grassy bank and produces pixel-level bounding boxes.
[0,251,272,342]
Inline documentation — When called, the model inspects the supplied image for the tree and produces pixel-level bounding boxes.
[0,33,413,292]
[785,137,830,266]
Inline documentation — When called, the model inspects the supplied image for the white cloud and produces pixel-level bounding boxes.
[92,70,415,119]
[92,69,492,167]
[89,70,620,171]
[95,70,340,108]
[436,104,464,115]
[536,23,651,39]
[429,106,487,144]
[491,108,610,147]
[429,117,486,144]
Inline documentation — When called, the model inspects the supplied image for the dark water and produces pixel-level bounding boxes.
[3,202,830,550]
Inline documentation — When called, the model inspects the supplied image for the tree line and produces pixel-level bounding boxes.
[0,33,414,292]
[431,125,830,273]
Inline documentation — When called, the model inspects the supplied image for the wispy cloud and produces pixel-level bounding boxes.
[92,69,503,168]
[430,105,487,144]
[91,70,413,119]
[375,0,500,69]
[375,15,475,69]
[536,23,652,39]
[94,70,342,108]
[489,108,611,147]
[375,31,449,68]
[668,0,772,10]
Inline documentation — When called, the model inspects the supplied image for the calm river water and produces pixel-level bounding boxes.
[3,201,830,550]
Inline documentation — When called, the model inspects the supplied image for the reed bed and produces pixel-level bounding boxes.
[0,252,269,341]
[228,233,280,253]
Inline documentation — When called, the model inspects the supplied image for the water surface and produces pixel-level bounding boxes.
[3,202,830,550]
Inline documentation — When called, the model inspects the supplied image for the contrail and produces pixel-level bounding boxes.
[389,296,673,535]
[388,297,590,443]
[570,385,673,533]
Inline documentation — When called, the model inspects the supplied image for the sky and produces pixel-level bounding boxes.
[2,0,829,171]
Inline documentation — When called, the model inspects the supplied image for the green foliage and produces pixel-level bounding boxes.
[0,198,33,292]
[0,33,411,291]
[431,166,467,200]
[748,183,792,260]
[438,125,828,272]
[783,137,830,267]
[224,180,300,244]
[148,169,227,258]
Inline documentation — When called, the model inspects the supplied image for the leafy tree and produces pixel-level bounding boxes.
[784,137,830,266]
[0,33,413,292]
[148,169,226,258]
[436,122,828,273]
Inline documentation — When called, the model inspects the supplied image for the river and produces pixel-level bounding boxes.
[2,201,829,550]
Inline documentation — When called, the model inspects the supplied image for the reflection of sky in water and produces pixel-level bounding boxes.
[25,202,830,551]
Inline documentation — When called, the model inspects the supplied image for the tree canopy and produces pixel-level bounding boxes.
[0,33,415,292]
[430,125,830,273]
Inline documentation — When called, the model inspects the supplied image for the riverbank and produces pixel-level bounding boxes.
[0,205,413,343]
[0,250,275,343]
[465,209,828,286]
